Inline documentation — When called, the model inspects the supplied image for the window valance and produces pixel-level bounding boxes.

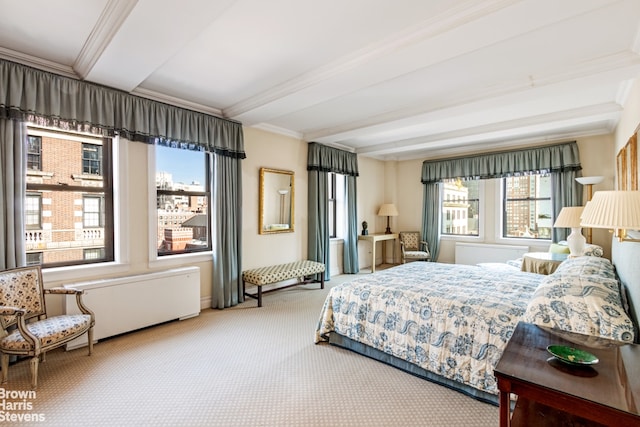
[421,141,580,183]
[0,59,245,158]
[307,142,359,177]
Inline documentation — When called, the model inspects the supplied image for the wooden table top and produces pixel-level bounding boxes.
[495,322,640,416]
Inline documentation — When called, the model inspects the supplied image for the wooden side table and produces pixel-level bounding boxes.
[494,322,640,427]
[358,233,397,273]
[520,252,568,275]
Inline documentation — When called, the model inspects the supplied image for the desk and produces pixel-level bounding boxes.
[494,322,640,427]
[521,252,568,275]
[358,233,397,273]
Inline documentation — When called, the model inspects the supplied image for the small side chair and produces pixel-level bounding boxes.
[399,231,432,263]
[0,266,94,389]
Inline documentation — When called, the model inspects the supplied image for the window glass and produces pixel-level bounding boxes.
[25,193,42,230]
[440,179,479,236]
[27,136,41,171]
[503,174,552,239]
[155,145,210,256]
[328,173,336,238]
[25,128,114,267]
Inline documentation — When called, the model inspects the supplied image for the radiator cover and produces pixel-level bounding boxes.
[64,266,200,349]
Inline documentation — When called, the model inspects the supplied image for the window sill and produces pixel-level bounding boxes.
[148,251,212,269]
[42,262,131,284]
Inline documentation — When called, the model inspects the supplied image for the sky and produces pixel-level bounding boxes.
[156,145,206,185]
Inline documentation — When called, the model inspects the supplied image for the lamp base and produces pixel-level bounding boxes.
[567,227,586,257]
[385,216,392,234]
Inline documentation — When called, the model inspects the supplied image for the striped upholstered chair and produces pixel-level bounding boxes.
[0,266,94,388]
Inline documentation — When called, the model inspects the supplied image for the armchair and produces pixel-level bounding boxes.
[0,266,94,388]
[399,231,431,263]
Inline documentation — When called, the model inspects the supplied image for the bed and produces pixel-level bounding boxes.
[315,251,637,405]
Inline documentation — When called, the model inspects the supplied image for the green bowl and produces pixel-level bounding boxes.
[547,345,599,366]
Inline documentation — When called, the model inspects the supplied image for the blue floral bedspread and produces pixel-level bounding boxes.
[315,262,544,395]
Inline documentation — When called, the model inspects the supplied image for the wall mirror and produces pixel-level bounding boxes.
[259,167,294,234]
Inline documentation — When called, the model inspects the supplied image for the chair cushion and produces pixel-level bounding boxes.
[404,250,430,259]
[0,314,92,352]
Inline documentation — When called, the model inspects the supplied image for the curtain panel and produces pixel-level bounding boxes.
[0,59,245,158]
[307,142,359,278]
[421,142,581,183]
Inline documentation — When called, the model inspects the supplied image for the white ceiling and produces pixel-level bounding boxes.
[1,0,640,160]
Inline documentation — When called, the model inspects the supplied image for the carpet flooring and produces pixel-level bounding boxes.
[1,271,498,426]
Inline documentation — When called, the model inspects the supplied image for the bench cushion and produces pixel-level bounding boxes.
[242,261,325,286]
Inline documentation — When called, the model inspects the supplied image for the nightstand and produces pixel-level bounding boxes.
[494,322,640,427]
[520,252,568,275]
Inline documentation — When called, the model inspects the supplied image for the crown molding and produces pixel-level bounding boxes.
[0,47,77,78]
[250,123,302,140]
[131,87,224,117]
[74,0,139,79]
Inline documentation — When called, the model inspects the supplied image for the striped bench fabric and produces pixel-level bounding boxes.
[242,260,325,307]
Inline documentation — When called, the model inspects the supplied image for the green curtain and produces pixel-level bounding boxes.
[422,182,440,262]
[1,59,246,306]
[0,59,245,157]
[421,142,581,183]
[421,142,582,251]
[307,142,359,279]
[308,170,329,279]
[343,175,359,273]
[0,118,26,270]
[212,154,243,309]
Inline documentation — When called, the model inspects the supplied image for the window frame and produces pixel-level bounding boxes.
[25,192,42,230]
[150,145,212,263]
[25,127,115,268]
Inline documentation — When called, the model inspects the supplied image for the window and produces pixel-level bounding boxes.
[328,173,337,238]
[82,143,102,175]
[326,172,346,239]
[25,193,42,230]
[440,179,479,236]
[155,145,210,256]
[83,196,104,228]
[83,248,105,260]
[27,136,41,171]
[502,174,552,240]
[26,252,42,266]
[25,128,114,267]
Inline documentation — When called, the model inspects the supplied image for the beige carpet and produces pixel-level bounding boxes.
[3,272,498,426]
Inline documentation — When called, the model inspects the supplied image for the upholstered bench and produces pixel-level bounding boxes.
[242,260,325,307]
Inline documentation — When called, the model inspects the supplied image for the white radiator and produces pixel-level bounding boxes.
[64,266,200,349]
[455,242,529,265]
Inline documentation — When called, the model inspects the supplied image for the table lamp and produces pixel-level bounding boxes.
[553,206,586,257]
[377,204,398,234]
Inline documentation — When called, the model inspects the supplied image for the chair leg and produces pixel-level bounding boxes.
[88,328,94,356]
[30,356,39,389]
[1,354,9,384]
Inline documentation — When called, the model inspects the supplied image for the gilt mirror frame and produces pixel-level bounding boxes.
[259,167,294,234]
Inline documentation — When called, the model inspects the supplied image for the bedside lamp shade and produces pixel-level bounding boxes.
[580,191,640,242]
[378,204,398,234]
[553,206,585,257]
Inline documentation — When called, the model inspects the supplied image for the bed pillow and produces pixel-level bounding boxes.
[522,257,635,343]
[551,255,615,279]
[582,244,604,257]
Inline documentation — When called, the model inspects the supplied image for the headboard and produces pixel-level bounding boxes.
[612,237,640,343]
